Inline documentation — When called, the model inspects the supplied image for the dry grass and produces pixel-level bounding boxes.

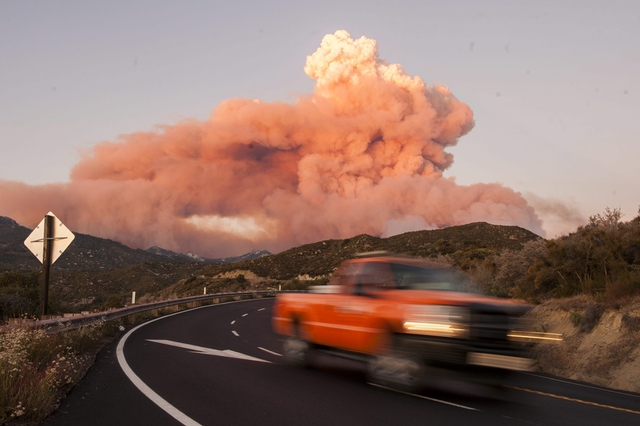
[530,295,640,392]
[583,331,640,378]
[0,321,121,424]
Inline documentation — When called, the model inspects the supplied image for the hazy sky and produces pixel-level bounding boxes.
[1,0,639,241]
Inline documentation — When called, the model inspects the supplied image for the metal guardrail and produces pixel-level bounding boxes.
[3,290,292,333]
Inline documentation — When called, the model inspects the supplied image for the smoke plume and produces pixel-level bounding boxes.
[525,193,586,238]
[0,30,544,256]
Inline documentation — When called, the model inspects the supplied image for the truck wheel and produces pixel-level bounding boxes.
[367,349,424,393]
[283,323,314,368]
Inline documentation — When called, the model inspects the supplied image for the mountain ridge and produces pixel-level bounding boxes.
[0,217,270,271]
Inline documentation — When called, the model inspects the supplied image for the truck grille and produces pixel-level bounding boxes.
[470,310,510,342]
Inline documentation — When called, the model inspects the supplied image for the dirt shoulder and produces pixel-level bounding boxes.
[529,295,640,393]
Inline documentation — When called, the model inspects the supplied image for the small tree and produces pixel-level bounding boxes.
[493,239,547,299]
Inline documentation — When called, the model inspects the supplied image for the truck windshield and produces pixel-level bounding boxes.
[390,263,470,292]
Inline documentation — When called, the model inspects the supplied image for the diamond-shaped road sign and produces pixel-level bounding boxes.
[24,212,75,264]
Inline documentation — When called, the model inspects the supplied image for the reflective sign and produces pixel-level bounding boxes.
[24,212,75,264]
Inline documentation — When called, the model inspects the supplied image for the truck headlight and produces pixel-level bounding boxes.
[507,330,563,342]
[507,317,563,342]
[403,305,469,338]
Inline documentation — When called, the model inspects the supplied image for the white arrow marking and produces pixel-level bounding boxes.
[147,339,270,363]
[258,347,282,357]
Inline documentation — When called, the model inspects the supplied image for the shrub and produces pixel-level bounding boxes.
[282,279,310,291]
[569,311,582,327]
[0,321,120,423]
[0,272,40,321]
[621,314,640,332]
[493,239,547,299]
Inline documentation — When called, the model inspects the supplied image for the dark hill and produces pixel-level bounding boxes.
[202,222,542,280]
[0,216,271,272]
[0,218,185,271]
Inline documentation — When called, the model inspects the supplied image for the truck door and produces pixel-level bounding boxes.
[308,262,361,347]
[330,261,391,352]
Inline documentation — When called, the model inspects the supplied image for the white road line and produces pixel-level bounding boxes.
[368,383,480,411]
[258,308,265,311]
[147,339,270,363]
[230,320,235,325]
[232,330,239,337]
[116,299,267,426]
[242,313,248,317]
[117,317,204,426]
[258,347,282,356]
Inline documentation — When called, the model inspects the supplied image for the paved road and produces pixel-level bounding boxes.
[43,298,640,425]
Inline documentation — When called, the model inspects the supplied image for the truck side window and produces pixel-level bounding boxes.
[331,263,362,290]
[358,262,394,293]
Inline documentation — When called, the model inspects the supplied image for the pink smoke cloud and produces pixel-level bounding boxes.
[0,30,544,256]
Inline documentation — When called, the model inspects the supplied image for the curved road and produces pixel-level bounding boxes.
[44,298,640,425]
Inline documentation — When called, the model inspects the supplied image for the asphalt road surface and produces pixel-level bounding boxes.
[43,298,640,425]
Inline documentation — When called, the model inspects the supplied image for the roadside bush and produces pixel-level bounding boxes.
[569,311,582,327]
[520,207,640,301]
[466,262,500,296]
[104,294,125,309]
[621,314,640,332]
[0,272,40,321]
[0,321,120,423]
[492,239,547,300]
[281,279,311,291]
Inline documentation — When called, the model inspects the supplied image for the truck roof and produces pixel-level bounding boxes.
[346,255,451,269]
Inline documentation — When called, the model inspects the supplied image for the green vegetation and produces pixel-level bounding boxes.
[281,277,329,291]
[570,311,582,327]
[200,222,540,281]
[467,207,640,303]
[0,272,41,320]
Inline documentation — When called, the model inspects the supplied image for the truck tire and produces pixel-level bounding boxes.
[367,336,424,393]
[283,322,314,368]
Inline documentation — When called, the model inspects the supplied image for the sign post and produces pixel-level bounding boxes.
[24,212,75,318]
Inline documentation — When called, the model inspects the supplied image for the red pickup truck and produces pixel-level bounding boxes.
[273,254,549,391]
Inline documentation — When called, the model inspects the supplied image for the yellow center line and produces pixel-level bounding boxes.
[509,386,640,416]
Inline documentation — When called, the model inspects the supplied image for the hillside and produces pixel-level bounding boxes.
[0,217,190,271]
[0,217,269,272]
[1,215,541,311]
[531,295,640,393]
[200,222,541,280]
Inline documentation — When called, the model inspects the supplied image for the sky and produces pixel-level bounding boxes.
[1,0,639,256]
